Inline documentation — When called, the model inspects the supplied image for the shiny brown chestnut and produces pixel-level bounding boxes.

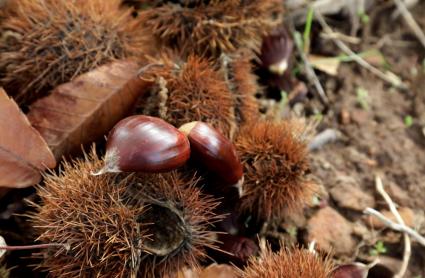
[216,234,259,267]
[259,26,293,76]
[332,263,372,278]
[93,115,190,174]
[179,121,244,195]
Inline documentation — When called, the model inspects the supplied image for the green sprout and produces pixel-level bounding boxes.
[303,7,314,54]
[312,112,324,123]
[286,226,298,238]
[357,11,370,24]
[356,87,369,110]
[369,241,387,256]
[404,115,414,127]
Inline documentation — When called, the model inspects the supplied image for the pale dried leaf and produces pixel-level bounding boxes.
[27,60,152,160]
[361,49,386,67]
[0,235,6,259]
[0,88,56,188]
[308,54,341,76]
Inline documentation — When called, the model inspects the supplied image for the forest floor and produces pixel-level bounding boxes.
[268,1,425,276]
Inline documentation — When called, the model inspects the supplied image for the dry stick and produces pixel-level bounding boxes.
[375,177,410,278]
[363,176,411,278]
[393,0,425,49]
[315,12,407,90]
[364,208,425,246]
[0,243,70,251]
[291,27,329,105]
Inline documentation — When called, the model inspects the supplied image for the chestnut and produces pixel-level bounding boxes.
[216,234,259,267]
[259,26,293,76]
[332,263,371,278]
[179,121,244,194]
[94,115,190,174]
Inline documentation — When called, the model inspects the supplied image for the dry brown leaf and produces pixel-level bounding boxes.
[27,60,152,160]
[308,54,341,76]
[0,88,56,188]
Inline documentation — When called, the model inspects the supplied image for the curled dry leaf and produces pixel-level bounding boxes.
[0,88,56,188]
[27,60,152,160]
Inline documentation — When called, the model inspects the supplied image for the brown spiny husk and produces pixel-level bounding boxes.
[138,0,283,57]
[32,152,145,278]
[32,150,221,278]
[130,172,222,277]
[220,51,260,125]
[139,53,260,140]
[0,0,151,105]
[239,246,334,278]
[139,54,238,139]
[235,120,315,221]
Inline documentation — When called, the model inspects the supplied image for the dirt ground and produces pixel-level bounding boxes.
[282,3,425,276]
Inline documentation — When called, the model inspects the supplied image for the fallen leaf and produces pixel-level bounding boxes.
[0,88,56,188]
[308,54,341,76]
[27,60,152,160]
[360,49,387,67]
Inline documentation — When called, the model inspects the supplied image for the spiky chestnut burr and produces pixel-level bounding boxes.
[234,120,315,221]
[220,51,260,125]
[129,172,223,278]
[0,0,151,105]
[239,246,334,278]
[32,151,222,278]
[139,55,238,139]
[138,0,283,57]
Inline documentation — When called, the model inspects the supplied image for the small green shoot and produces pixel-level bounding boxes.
[312,112,324,123]
[404,115,414,127]
[357,11,370,24]
[303,7,314,54]
[279,90,288,108]
[356,87,369,110]
[369,241,387,256]
[286,226,298,238]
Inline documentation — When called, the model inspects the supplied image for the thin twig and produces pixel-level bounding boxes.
[0,243,70,251]
[291,27,329,105]
[375,176,410,278]
[393,0,425,49]
[315,12,407,90]
[364,208,425,246]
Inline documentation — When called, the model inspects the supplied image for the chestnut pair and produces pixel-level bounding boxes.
[94,115,244,192]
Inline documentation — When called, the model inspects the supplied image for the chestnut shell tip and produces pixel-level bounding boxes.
[178,121,199,136]
[233,176,245,197]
